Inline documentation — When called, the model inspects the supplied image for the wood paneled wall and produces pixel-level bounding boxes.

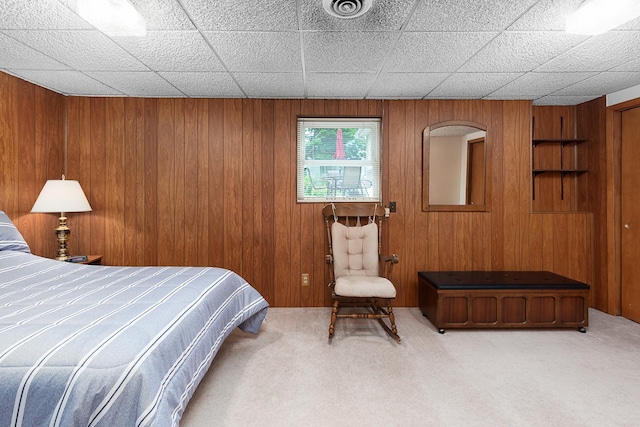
[62,96,595,308]
[0,72,601,309]
[0,72,64,257]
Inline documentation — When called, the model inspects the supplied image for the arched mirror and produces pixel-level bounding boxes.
[422,120,490,212]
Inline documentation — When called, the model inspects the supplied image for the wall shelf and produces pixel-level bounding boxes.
[532,138,588,201]
[532,138,587,146]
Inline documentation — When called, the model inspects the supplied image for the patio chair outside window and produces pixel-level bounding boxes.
[304,167,328,196]
[338,166,372,196]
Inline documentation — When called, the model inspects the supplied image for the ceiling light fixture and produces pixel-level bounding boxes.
[565,0,640,35]
[323,0,373,19]
[77,0,146,37]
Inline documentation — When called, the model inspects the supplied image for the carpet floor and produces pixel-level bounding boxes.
[180,307,640,426]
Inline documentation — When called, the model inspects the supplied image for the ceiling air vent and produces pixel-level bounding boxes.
[323,0,373,19]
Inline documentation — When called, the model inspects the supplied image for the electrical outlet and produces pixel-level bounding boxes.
[302,273,310,286]
[389,201,396,213]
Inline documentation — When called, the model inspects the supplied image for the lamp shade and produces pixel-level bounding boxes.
[31,179,92,213]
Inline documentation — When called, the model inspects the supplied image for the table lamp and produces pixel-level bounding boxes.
[31,175,92,261]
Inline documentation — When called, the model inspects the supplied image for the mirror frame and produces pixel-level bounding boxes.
[422,120,491,212]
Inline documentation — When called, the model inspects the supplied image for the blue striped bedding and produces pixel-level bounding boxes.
[0,250,268,427]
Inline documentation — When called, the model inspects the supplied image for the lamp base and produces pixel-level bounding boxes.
[55,215,70,261]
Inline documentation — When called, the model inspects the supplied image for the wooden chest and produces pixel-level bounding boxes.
[418,271,590,333]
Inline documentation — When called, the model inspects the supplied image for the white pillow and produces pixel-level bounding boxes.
[0,211,31,253]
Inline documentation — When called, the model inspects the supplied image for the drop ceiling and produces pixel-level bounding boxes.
[1,0,639,105]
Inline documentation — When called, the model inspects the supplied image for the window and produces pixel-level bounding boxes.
[297,118,381,203]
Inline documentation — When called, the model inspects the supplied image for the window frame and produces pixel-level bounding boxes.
[297,117,382,203]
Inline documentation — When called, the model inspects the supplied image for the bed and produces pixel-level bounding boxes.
[0,211,269,427]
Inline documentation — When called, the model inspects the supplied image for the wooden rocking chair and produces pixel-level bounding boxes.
[323,203,400,341]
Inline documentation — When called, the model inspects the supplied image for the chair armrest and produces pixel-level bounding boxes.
[379,254,399,264]
[379,253,399,280]
[326,254,336,288]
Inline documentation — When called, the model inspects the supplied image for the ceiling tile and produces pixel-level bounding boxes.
[160,72,244,97]
[407,0,537,31]
[85,71,185,97]
[459,32,586,72]
[533,95,601,106]
[128,0,196,30]
[0,32,70,70]
[307,72,377,98]
[56,0,195,30]
[510,0,640,32]
[303,32,397,73]
[619,16,640,30]
[535,31,640,72]
[300,0,415,31]
[553,72,640,96]
[180,0,297,31]
[488,72,597,98]
[0,0,92,30]
[612,56,640,72]
[429,72,523,98]
[383,32,497,73]
[8,69,123,95]
[4,30,149,71]
[115,31,224,72]
[234,72,306,98]
[507,0,584,31]
[203,31,301,73]
[368,72,448,98]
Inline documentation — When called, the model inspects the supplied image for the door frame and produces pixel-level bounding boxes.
[606,97,640,315]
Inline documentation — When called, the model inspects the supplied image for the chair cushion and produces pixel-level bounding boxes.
[335,276,396,298]
[331,221,379,278]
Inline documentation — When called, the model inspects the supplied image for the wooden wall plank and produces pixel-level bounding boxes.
[260,100,275,305]
[133,98,146,265]
[174,99,186,266]
[0,73,19,217]
[143,99,158,266]
[490,101,505,270]
[66,97,91,258]
[241,99,256,287]
[105,98,125,265]
[195,99,210,266]
[89,98,107,259]
[273,99,293,306]
[157,99,176,265]
[502,101,520,270]
[223,98,243,273]
[207,99,225,268]
[122,98,137,265]
[183,99,199,266]
[17,80,37,243]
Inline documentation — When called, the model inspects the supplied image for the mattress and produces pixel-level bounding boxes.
[0,245,268,426]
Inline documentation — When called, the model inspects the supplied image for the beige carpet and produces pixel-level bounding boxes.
[180,308,640,426]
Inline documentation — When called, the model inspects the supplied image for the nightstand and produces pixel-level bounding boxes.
[78,255,103,265]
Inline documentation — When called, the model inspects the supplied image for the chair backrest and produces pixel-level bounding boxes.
[304,167,327,190]
[322,203,386,279]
